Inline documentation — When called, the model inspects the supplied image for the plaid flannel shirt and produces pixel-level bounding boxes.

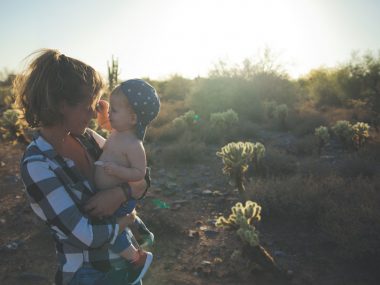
[20,129,127,285]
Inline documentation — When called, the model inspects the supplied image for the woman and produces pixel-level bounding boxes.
[14,49,147,285]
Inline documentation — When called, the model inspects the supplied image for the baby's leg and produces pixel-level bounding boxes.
[131,216,154,247]
[119,243,139,262]
[111,229,153,284]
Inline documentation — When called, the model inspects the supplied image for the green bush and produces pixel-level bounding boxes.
[206,109,239,143]
[352,122,370,149]
[274,104,288,129]
[314,126,330,155]
[160,132,207,164]
[0,108,29,143]
[332,120,354,148]
[250,175,380,260]
[260,147,298,177]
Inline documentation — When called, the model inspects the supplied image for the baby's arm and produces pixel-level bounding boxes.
[103,140,146,182]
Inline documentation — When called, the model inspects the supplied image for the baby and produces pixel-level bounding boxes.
[94,79,160,284]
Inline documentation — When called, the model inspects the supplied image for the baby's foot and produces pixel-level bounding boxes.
[127,250,153,285]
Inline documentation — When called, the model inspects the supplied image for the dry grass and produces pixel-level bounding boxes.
[248,175,380,260]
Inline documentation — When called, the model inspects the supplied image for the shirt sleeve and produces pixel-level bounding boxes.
[21,157,120,249]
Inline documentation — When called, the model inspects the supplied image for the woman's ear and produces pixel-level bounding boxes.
[59,100,67,114]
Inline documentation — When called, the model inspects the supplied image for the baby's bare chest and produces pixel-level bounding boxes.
[99,137,131,166]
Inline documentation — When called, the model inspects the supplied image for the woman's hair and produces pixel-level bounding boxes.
[14,49,105,127]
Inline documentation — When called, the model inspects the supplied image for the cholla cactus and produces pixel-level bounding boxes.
[352,122,370,149]
[251,142,266,175]
[315,126,330,155]
[172,110,199,134]
[332,120,353,149]
[210,109,239,129]
[0,108,29,143]
[216,201,262,247]
[216,142,255,197]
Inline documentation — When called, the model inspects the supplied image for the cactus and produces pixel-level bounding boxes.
[314,126,330,155]
[217,141,265,198]
[107,55,119,91]
[216,201,262,247]
[216,141,255,198]
[252,142,266,174]
[209,109,239,129]
[172,110,200,136]
[0,108,29,144]
[352,122,370,150]
[332,120,353,149]
[217,201,282,276]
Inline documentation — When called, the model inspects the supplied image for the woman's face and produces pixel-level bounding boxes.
[61,96,98,135]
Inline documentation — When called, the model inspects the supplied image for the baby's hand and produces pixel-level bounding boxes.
[103,161,119,176]
[96,100,111,131]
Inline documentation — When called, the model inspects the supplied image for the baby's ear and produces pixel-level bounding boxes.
[131,113,138,125]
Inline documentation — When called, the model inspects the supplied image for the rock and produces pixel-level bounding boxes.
[201,260,212,266]
[204,230,219,239]
[0,240,24,251]
[202,190,213,195]
[274,250,286,257]
[187,230,199,238]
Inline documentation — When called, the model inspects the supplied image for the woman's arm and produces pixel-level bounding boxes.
[21,157,128,249]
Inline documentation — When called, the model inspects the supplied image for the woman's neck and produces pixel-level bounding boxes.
[40,126,71,153]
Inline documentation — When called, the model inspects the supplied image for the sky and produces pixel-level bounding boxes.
[1,0,380,80]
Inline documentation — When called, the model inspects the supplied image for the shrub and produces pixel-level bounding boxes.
[160,132,207,164]
[264,100,277,119]
[319,176,380,259]
[288,108,327,136]
[206,109,239,144]
[274,104,288,129]
[314,126,330,155]
[250,175,380,260]
[294,134,316,156]
[0,86,14,109]
[259,147,298,177]
[332,120,353,148]
[337,155,377,178]
[0,108,29,143]
[172,110,200,135]
[352,122,370,149]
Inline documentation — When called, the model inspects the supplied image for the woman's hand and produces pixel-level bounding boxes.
[129,179,148,199]
[117,210,137,233]
[96,99,112,131]
[84,186,125,217]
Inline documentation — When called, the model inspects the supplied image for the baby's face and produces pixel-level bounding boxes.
[108,91,137,132]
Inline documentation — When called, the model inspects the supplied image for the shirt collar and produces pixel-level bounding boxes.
[32,131,60,160]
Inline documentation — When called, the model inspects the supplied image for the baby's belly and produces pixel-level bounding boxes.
[94,152,125,191]
[94,166,123,190]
